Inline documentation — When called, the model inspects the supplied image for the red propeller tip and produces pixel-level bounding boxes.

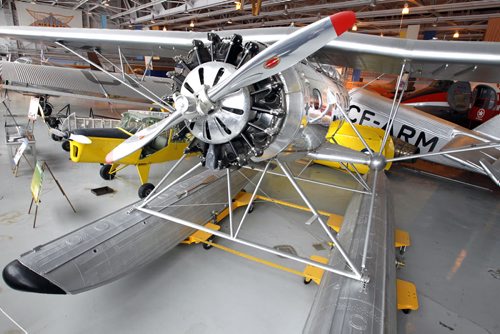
[330,11,356,36]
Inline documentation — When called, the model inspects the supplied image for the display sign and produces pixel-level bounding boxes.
[30,161,45,204]
[28,96,39,120]
[12,138,29,167]
[16,1,82,28]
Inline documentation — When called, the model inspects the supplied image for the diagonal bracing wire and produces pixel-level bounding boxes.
[55,42,175,112]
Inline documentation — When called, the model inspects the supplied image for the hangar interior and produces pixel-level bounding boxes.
[0,1,499,334]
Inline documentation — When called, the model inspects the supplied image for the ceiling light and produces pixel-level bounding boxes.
[432,36,438,40]
[163,26,167,31]
[352,24,357,31]
[190,21,194,28]
[290,22,295,27]
[150,20,155,24]
[453,31,459,38]
[235,1,241,10]
[227,19,232,24]
[380,32,384,37]
[402,3,409,15]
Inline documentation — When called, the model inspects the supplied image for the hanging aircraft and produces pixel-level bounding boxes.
[1,11,500,334]
[0,59,174,109]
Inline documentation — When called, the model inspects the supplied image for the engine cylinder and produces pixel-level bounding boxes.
[172,34,348,169]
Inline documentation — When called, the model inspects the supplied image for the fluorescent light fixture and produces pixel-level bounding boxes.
[190,21,194,28]
[453,31,459,38]
[352,24,358,31]
[235,1,241,10]
[402,3,409,15]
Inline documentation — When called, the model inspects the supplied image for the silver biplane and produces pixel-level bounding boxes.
[1,11,499,334]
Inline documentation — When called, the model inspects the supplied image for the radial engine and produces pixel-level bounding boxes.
[170,33,349,169]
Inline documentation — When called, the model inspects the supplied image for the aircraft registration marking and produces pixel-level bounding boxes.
[348,104,440,153]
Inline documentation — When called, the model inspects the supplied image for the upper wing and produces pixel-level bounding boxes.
[0,26,499,82]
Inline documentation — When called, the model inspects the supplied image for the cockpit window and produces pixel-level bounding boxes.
[473,85,497,110]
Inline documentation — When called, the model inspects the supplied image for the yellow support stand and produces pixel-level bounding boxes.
[181,190,416,313]
[182,222,220,246]
[395,229,410,248]
[397,279,419,313]
[303,255,329,285]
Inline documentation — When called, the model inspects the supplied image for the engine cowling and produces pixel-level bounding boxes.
[171,34,348,169]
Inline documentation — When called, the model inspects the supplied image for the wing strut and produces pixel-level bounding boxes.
[92,49,167,107]
[380,59,408,153]
[55,42,175,112]
[134,156,366,282]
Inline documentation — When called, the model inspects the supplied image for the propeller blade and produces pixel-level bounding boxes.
[207,11,355,102]
[69,134,92,144]
[105,109,185,163]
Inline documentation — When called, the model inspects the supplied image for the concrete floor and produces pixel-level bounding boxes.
[0,93,499,334]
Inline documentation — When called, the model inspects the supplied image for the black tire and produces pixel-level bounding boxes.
[46,117,59,128]
[51,133,62,141]
[43,103,53,116]
[138,183,155,198]
[248,203,255,213]
[402,309,411,314]
[100,164,116,181]
[303,278,312,285]
[61,140,70,152]
[203,236,215,250]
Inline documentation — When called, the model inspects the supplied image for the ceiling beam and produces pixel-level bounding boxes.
[149,0,499,30]
[191,13,497,31]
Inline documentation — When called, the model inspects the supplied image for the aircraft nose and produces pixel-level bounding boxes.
[2,260,66,294]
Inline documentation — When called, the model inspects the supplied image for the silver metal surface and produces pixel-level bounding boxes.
[16,168,252,294]
[0,61,173,105]
[206,14,341,102]
[180,62,251,144]
[307,144,371,165]
[1,27,499,82]
[277,160,362,279]
[55,42,175,112]
[380,60,407,153]
[303,171,396,334]
[349,88,499,172]
[387,141,500,163]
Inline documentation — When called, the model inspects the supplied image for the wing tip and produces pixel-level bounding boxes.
[330,11,356,36]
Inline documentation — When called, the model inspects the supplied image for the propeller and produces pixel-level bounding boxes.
[207,11,356,102]
[105,11,356,164]
[48,128,92,144]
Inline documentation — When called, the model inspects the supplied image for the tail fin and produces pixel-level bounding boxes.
[473,114,500,140]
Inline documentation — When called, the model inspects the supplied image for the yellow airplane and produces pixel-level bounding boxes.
[66,111,190,198]
[315,120,394,174]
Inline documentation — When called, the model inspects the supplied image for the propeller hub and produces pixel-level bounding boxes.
[181,61,252,145]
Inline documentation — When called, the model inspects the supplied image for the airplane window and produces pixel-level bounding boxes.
[472,85,497,110]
